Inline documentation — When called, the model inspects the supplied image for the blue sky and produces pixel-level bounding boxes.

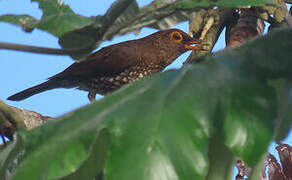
[0,0,291,171]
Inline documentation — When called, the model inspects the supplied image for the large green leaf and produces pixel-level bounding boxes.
[201,27,292,164]
[102,67,220,180]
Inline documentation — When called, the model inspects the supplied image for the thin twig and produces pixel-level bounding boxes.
[200,17,215,40]
[0,42,91,56]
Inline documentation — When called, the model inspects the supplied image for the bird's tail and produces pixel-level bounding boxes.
[7,80,62,101]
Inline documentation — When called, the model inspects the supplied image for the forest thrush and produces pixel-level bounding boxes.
[7,28,202,102]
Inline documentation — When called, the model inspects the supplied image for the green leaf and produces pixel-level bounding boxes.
[205,28,292,165]
[103,67,220,180]
[37,14,92,37]
[0,15,38,32]
[194,58,277,166]
[57,128,111,180]
[224,80,276,165]
[32,0,93,37]
[32,0,75,17]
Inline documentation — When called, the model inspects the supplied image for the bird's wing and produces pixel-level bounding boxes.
[49,42,139,80]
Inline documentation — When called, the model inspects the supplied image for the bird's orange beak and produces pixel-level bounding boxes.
[184,39,203,50]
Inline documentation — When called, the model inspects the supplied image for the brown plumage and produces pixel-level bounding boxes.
[7,28,201,102]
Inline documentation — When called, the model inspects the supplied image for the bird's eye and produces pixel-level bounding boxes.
[170,32,183,43]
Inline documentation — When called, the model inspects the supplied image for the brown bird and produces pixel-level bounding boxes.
[7,28,202,102]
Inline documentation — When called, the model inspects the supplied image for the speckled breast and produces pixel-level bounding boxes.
[81,63,163,95]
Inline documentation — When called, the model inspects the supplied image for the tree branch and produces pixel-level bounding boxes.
[226,8,265,47]
[0,42,92,56]
[0,100,51,144]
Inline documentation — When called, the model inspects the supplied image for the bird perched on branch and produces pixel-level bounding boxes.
[7,28,202,102]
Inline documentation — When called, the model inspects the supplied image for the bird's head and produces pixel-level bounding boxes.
[167,29,202,51]
[144,28,202,65]
[146,29,201,52]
